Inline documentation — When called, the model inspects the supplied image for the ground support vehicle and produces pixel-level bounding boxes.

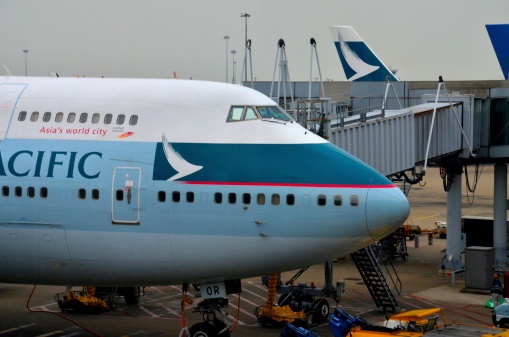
[54,286,142,313]
[280,323,320,337]
[328,307,509,337]
[492,299,509,328]
[433,221,447,239]
[256,267,343,328]
[54,286,117,313]
[403,224,422,241]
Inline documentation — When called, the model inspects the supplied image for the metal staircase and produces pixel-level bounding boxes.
[350,245,401,312]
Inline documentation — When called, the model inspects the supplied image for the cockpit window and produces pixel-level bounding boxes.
[256,106,292,121]
[227,106,244,122]
[227,105,293,122]
[244,107,257,120]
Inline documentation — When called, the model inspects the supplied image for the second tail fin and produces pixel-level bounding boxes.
[486,24,509,80]
[329,26,398,82]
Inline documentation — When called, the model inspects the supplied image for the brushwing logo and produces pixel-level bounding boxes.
[161,133,203,181]
[336,31,379,81]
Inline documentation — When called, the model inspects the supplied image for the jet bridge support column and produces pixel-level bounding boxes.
[494,163,507,264]
[445,169,463,271]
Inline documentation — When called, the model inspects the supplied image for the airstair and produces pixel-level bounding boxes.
[350,245,401,313]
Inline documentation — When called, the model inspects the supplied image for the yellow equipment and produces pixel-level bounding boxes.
[329,307,509,337]
[256,273,306,325]
[55,286,111,312]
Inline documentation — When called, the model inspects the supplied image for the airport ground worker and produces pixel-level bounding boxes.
[491,273,504,308]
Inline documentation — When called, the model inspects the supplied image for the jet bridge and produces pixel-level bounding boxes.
[294,79,509,280]
[292,95,476,178]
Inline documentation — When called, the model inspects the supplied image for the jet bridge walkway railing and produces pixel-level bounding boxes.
[350,245,400,313]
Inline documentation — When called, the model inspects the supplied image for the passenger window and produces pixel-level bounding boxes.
[257,193,265,205]
[242,193,251,204]
[158,191,166,202]
[271,194,280,205]
[334,195,342,206]
[92,113,100,124]
[92,189,99,200]
[186,191,194,203]
[286,194,295,205]
[15,186,22,197]
[104,114,113,124]
[172,191,181,202]
[116,114,125,125]
[27,187,35,198]
[78,188,86,199]
[79,113,88,123]
[244,107,258,120]
[227,106,244,122]
[18,111,27,121]
[228,193,236,204]
[350,195,359,206]
[55,112,64,122]
[40,187,48,198]
[43,112,51,122]
[30,111,39,122]
[116,189,123,201]
[67,112,76,123]
[129,115,138,125]
[2,186,9,196]
[317,194,326,206]
[214,192,222,204]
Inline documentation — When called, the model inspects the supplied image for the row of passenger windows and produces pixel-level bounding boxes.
[18,111,138,126]
[1,186,360,207]
[1,186,100,200]
[156,191,360,207]
[3,186,48,198]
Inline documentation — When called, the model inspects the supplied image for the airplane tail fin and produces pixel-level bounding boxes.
[486,24,509,80]
[2,65,12,77]
[329,26,398,82]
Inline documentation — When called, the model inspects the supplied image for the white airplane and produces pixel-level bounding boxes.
[330,26,399,82]
[0,76,409,336]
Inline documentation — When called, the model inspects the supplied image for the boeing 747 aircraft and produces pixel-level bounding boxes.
[0,76,409,336]
[330,26,399,82]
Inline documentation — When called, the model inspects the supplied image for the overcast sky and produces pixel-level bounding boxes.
[1,0,508,82]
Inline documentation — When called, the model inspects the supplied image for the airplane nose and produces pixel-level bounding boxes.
[365,186,410,240]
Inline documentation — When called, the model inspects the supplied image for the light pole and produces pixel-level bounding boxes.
[231,50,236,84]
[23,49,28,76]
[223,36,230,83]
[240,13,250,82]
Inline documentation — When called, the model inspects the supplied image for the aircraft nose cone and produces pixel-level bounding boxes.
[365,186,410,240]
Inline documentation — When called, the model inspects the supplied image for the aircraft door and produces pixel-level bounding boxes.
[112,167,142,224]
[0,83,27,141]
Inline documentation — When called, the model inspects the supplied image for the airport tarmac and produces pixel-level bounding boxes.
[0,166,503,336]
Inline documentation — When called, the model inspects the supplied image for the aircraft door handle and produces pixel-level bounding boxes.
[127,188,132,204]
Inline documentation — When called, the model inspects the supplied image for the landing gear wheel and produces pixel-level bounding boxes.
[190,322,217,337]
[312,298,329,323]
[123,287,141,305]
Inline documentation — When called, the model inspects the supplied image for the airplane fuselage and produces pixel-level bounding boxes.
[0,76,409,286]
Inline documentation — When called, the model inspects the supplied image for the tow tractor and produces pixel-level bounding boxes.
[256,261,345,328]
[54,286,142,313]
